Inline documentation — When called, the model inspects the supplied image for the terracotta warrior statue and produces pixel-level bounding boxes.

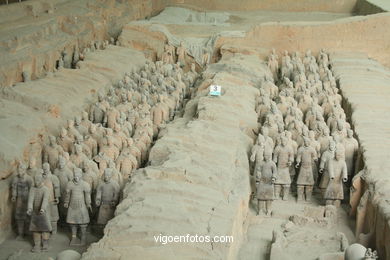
[324,149,348,207]
[11,163,33,240]
[255,150,277,215]
[273,136,294,200]
[176,41,187,67]
[64,168,92,246]
[319,140,336,195]
[43,135,62,171]
[42,163,60,235]
[95,169,120,228]
[295,137,317,201]
[27,174,52,252]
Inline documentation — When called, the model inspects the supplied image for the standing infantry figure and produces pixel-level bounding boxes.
[95,169,120,229]
[295,137,317,201]
[176,41,187,67]
[42,163,60,234]
[255,150,277,215]
[324,149,348,207]
[319,140,336,195]
[273,136,294,200]
[27,174,52,252]
[11,163,33,240]
[64,168,91,246]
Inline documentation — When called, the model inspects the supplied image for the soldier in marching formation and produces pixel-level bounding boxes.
[10,53,199,251]
[253,49,359,215]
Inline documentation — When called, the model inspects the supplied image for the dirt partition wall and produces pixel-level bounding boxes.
[216,12,390,67]
[81,54,269,260]
[167,0,357,13]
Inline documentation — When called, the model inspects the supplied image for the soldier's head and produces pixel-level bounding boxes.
[58,156,65,169]
[42,163,51,176]
[73,168,82,183]
[98,92,104,102]
[335,149,343,161]
[28,157,36,169]
[281,136,287,146]
[83,160,90,171]
[17,163,27,177]
[34,174,44,188]
[75,144,82,155]
[49,135,56,146]
[103,168,112,182]
[337,119,344,131]
[74,116,81,125]
[347,129,354,138]
[89,124,96,134]
[303,137,310,147]
[82,111,88,121]
[60,127,67,137]
[191,63,196,72]
[67,119,74,128]
[329,140,336,151]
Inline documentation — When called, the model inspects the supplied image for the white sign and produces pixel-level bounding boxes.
[209,85,221,96]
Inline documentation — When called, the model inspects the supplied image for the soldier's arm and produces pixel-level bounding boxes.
[95,184,102,206]
[296,148,302,164]
[84,182,92,208]
[41,188,49,213]
[271,162,277,181]
[319,153,326,169]
[11,177,17,200]
[64,182,71,207]
[52,175,61,199]
[273,148,279,163]
[342,162,348,181]
[113,183,120,203]
[328,160,335,179]
[43,147,49,163]
[27,188,34,215]
[250,146,257,162]
[312,147,318,161]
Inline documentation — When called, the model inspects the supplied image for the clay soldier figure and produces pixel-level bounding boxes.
[64,168,92,246]
[11,163,33,240]
[43,135,62,171]
[343,129,359,178]
[90,93,109,124]
[201,47,210,67]
[295,137,317,201]
[324,149,348,206]
[95,169,120,228]
[250,135,265,171]
[255,150,277,215]
[54,156,72,221]
[42,163,60,234]
[74,116,88,137]
[27,156,40,177]
[57,128,73,154]
[27,174,52,252]
[319,140,336,194]
[273,136,294,200]
[176,41,187,67]
[116,149,138,180]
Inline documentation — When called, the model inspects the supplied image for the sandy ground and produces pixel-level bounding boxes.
[0,227,99,260]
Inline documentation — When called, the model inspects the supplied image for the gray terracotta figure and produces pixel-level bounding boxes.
[42,163,60,234]
[64,168,91,246]
[57,128,73,154]
[27,174,52,252]
[43,135,62,171]
[11,163,33,240]
[295,137,317,201]
[54,156,73,220]
[324,149,348,207]
[176,41,187,67]
[319,140,336,194]
[90,93,108,124]
[255,150,277,215]
[273,136,294,200]
[343,129,359,177]
[95,169,120,226]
